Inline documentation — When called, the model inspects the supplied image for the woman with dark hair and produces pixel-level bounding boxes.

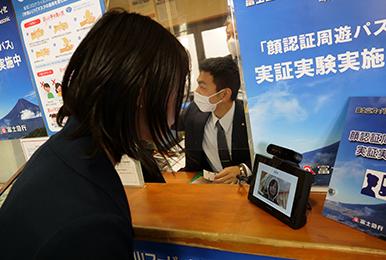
[0,10,190,259]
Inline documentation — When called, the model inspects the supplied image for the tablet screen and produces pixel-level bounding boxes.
[252,162,298,217]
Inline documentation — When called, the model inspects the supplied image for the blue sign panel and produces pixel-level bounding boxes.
[0,0,45,140]
[134,240,287,260]
[233,0,386,186]
[323,97,386,240]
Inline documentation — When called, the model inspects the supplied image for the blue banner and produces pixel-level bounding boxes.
[134,240,287,260]
[233,0,386,186]
[11,0,105,135]
[0,0,45,140]
[323,97,386,240]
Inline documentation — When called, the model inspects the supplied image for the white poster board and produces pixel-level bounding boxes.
[16,0,104,134]
[115,155,144,187]
[19,136,49,161]
[177,33,199,91]
[202,26,229,58]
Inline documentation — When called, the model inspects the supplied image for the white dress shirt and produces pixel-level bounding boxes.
[202,102,235,172]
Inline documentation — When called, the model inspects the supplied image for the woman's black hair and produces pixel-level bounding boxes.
[57,10,190,180]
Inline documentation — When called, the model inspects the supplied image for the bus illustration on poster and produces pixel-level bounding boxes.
[232,0,386,188]
[0,0,46,140]
[323,97,386,240]
[11,0,105,135]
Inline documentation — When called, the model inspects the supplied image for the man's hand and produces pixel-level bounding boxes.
[213,166,240,184]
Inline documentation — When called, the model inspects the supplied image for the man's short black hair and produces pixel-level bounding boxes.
[199,57,240,100]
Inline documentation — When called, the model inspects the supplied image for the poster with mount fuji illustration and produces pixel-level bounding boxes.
[0,0,46,140]
[323,96,386,240]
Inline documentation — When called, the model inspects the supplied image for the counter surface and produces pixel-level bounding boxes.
[125,175,386,259]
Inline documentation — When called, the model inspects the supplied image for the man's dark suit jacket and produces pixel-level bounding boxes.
[0,118,133,259]
[182,99,251,172]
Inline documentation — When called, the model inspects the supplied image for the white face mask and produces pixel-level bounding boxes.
[227,38,237,59]
[194,90,225,112]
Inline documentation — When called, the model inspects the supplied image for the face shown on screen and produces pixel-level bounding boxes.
[253,162,299,218]
[268,179,278,199]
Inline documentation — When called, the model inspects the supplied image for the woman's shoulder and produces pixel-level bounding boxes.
[35,213,133,259]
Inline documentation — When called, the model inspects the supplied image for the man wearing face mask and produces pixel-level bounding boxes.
[181,57,251,184]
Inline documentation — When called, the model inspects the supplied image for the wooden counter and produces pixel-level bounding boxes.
[125,181,386,259]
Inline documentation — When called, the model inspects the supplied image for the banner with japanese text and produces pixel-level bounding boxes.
[323,97,386,240]
[133,240,287,260]
[11,0,105,135]
[233,0,386,186]
[0,0,46,140]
